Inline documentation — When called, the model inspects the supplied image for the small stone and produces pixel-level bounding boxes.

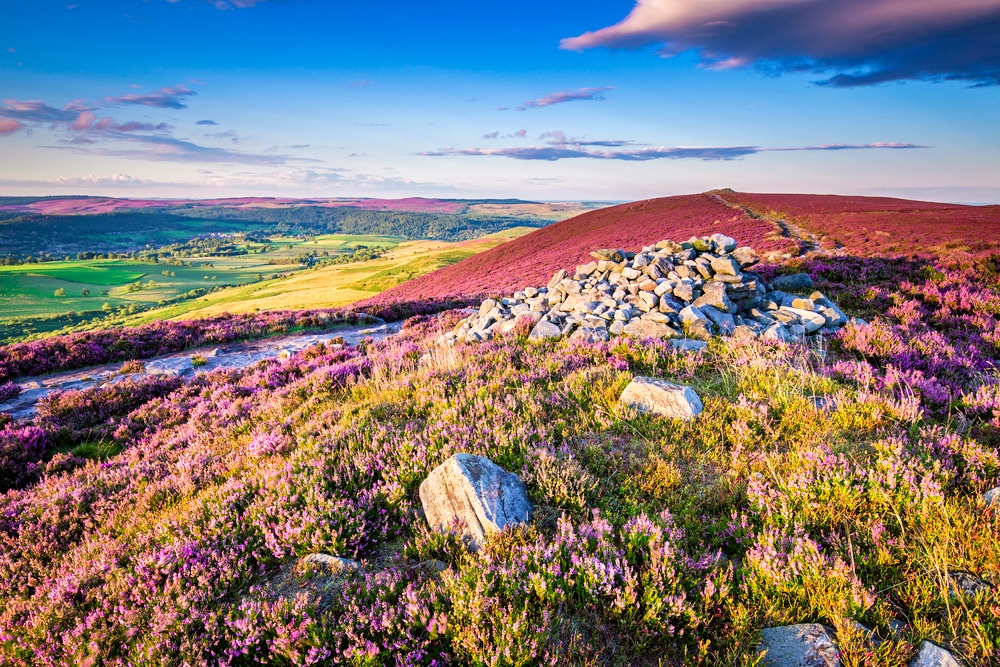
[622,319,679,339]
[710,233,739,254]
[781,307,826,333]
[577,261,598,276]
[693,282,735,313]
[529,320,562,340]
[620,376,702,421]
[772,273,814,292]
[731,246,760,267]
[622,267,642,280]
[762,322,795,343]
[949,571,993,597]
[672,339,708,352]
[570,327,610,343]
[655,240,683,252]
[301,553,364,575]
[791,298,815,311]
[984,487,1000,506]
[547,269,568,289]
[673,283,695,302]
[700,305,736,336]
[690,237,712,252]
[637,292,659,309]
[478,299,497,317]
[908,641,963,667]
[710,255,741,276]
[419,454,533,550]
[758,624,840,667]
[590,249,625,262]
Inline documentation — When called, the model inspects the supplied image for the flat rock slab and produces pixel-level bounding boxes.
[419,453,533,550]
[909,641,963,667]
[759,624,841,667]
[620,376,703,421]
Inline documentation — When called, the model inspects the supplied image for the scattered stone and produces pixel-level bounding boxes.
[772,273,815,292]
[711,233,739,254]
[908,641,963,667]
[672,339,708,352]
[758,624,840,667]
[419,453,533,550]
[620,376,702,421]
[301,553,364,575]
[949,571,993,597]
[984,487,1000,506]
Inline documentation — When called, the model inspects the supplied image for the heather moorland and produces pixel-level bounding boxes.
[1,193,999,665]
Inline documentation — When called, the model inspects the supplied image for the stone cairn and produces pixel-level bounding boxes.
[440,233,850,347]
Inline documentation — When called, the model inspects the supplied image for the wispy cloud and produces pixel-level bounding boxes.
[482,129,527,139]
[54,133,313,166]
[561,0,1000,87]
[196,119,220,126]
[0,98,91,123]
[502,87,614,111]
[421,139,928,162]
[105,85,196,109]
[210,0,270,9]
[0,119,24,135]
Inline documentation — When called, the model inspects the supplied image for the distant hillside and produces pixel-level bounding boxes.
[359,190,1000,309]
[0,197,603,259]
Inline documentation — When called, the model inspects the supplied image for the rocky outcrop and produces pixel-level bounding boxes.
[620,376,703,421]
[419,454,533,550]
[441,235,848,346]
[758,624,841,666]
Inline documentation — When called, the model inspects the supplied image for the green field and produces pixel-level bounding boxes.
[0,234,408,339]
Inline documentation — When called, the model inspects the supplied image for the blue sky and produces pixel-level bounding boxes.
[1,0,998,202]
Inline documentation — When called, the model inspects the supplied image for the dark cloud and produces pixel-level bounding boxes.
[561,0,1000,87]
[106,85,197,109]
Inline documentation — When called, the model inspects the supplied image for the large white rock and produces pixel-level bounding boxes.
[620,376,702,421]
[529,320,562,340]
[908,641,963,667]
[622,319,679,339]
[758,624,841,667]
[419,454,533,550]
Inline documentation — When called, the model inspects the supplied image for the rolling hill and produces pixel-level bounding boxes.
[359,190,1000,309]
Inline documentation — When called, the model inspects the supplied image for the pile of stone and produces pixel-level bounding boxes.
[440,233,851,346]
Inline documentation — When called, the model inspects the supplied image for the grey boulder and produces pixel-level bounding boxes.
[758,624,841,667]
[772,273,815,292]
[419,454,533,550]
[908,641,963,667]
[620,376,702,421]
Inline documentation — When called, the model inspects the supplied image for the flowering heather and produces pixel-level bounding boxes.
[0,239,998,664]
[728,192,1000,257]
[0,308,377,383]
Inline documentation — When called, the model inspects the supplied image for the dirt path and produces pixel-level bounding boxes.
[0,320,403,419]
[709,190,844,257]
